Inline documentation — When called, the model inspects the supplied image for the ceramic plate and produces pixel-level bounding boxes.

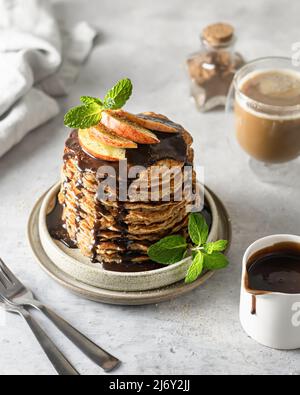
[28,183,231,305]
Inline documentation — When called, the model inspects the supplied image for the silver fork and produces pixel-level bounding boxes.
[0,295,79,375]
[0,258,120,373]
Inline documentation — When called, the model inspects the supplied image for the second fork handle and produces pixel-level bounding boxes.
[18,307,79,375]
[33,303,120,372]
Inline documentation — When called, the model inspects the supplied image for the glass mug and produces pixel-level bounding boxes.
[226,57,300,183]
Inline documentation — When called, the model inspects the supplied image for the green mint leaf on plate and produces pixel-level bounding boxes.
[148,235,187,265]
[104,78,133,110]
[204,240,228,254]
[185,251,204,284]
[147,212,229,284]
[188,213,209,246]
[64,104,103,129]
[203,252,229,271]
[80,96,103,106]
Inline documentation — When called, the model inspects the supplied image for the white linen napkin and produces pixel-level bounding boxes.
[0,0,97,158]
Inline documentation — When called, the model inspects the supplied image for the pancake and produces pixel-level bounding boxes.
[51,112,199,270]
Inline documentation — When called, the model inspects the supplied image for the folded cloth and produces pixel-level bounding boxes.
[0,0,97,158]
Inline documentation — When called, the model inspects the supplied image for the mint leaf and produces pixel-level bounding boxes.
[147,212,230,278]
[148,235,187,265]
[185,251,204,284]
[203,252,229,271]
[188,213,209,246]
[64,104,102,129]
[204,240,228,254]
[104,78,133,110]
[80,96,103,106]
[64,78,133,129]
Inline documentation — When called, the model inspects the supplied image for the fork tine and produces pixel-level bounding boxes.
[0,268,12,287]
[0,270,16,304]
[0,258,19,285]
[0,273,8,291]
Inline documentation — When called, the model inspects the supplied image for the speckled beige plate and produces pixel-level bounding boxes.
[27,183,231,305]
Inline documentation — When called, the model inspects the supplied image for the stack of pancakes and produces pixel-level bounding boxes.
[58,113,198,269]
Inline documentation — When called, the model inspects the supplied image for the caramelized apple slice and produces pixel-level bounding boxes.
[101,110,160,144]
[90,124,137,149]
[113,110,182,133]
[78,129,125,161]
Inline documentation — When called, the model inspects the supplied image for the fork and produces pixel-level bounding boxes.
[0,258,120,373]
[0,295,79,375]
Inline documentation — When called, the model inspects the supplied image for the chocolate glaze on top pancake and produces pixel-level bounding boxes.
[64,128,188,177]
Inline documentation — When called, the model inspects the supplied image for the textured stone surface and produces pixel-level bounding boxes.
[0,0,300,375]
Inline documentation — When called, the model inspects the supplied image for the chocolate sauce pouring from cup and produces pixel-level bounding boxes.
[240,235,300,350]
[246,242,300,314]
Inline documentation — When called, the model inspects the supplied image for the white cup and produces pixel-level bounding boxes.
[240,234,300,350]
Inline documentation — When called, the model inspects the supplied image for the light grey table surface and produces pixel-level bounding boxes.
[0,0,300,375]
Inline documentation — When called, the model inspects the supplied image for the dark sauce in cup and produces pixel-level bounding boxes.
[246,242,300,315]
[247,242,300,294]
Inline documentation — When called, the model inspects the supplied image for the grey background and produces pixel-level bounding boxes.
[0,0,300,375]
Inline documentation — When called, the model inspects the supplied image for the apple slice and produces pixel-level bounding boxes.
[112,110,181,133]
[78,129,125,161]
[101,110,160,144]
[90,124,137,149]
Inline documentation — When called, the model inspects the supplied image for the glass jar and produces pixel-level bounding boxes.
[187,23,244,112]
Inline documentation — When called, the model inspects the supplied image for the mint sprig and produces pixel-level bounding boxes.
[148,213,229,284]
[188,212,209,246]
[202,252,229,270]
[204,240,228,254]
[148,235,187,265]
[64,104,103,129]
[185,251,204,284]
[103,78,133,110]
[80,96,103,106]
[64,78,133,129]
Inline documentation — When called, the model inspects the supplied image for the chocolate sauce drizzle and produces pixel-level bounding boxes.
[48,122,200,272]
[47,199,213,272]
[251,295,257,315]
[64,129,189,177]
[46,198,77,249]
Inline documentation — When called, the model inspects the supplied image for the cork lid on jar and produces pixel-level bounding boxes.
[202,23,234,47]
